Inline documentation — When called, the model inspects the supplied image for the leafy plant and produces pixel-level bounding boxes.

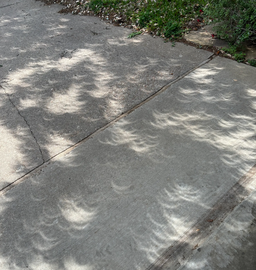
[128,31,142,38]
[204,0,256,45]
[138,11,152,28]
[164,21,183,38]
[222,45,246,62]
[89,0,118,13]
[87,0,207,40]
[234,52,246,62]
[248,59,256,67]
[222,45,238,55]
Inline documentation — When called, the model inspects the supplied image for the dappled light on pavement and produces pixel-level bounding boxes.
[0,0,211,188]
[0,1,256,270]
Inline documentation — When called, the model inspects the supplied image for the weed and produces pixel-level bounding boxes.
[222,45,246,62]
[88,0,207,40]
[128,31,142,38]
[138,11,152,28]
[222,46,238,55]
[164,21,182,39]
[234,52,246,62]
[89,0,119,13]
[248,59,256,67]
[86,0,255,59]
[204,0,256,45]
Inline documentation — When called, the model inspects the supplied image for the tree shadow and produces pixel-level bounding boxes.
[0,0,212,188]
[178,188,256,270]
[0,56,256,269]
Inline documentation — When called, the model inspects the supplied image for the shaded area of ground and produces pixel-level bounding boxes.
[38,0,256,63]
[0,0,211,189]
[179,189,256,270]
[0,57,255,270]
[1,1,256,270]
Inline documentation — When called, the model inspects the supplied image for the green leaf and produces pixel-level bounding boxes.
[128,31,142,38]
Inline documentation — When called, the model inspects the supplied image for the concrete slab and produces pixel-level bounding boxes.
[0,57,255,270]
[184,24,256,61]
[246,44,256,61]
[0,92,43,188]
[184,25,229,49]
[0,0,212,189]
[179,189,256,270]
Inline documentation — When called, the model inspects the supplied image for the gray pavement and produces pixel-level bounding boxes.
[178,188,256,270]
[0,0,211,189]
[1,1,256,270]
[185,25,229,49]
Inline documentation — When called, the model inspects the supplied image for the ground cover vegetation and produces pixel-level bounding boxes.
[205,0,256,63]
[41,0,256,65]
[65,0,208,38]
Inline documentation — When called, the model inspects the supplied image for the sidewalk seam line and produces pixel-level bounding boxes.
[0,54,215,195]
[1,86,45,163]
[146,163,256,270]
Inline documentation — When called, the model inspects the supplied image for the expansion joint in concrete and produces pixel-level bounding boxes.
[120,54,216,117]
[4,91,45,163]
[0,55,215,195]
[146,164,256,270]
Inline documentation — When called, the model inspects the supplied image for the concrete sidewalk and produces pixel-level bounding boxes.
[1,1,256,270]
[0,0,211,189]
[179,188,256,270]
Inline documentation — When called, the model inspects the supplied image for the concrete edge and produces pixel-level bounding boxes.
[146,164,256,270]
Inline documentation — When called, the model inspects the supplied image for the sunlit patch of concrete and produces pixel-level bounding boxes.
[46,132,74,157]
[150,107,256,176]
[64,258,94,270]
[111,181,134,195]
[28,254,57,270]
[102,119,159,155]
[47,84,86,115]
[58,198,96,226]
[180,189,256,270]
[134,183,206,266]
[185,68,220,84]
[19,98,38,109]
[0,124,27,183]
[246,88,256,97]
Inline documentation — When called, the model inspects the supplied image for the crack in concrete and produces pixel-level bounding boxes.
[2,87,45,163]
[0,54,215,195]
[0,2,20,9]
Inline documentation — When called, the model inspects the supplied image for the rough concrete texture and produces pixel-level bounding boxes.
[0,93,43,188]
[179,189,256,270]
[0,57,255,270]
[184,24,256,61]
[184,25,228,48]
[0,0,212,189]
[246,44,256,61]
